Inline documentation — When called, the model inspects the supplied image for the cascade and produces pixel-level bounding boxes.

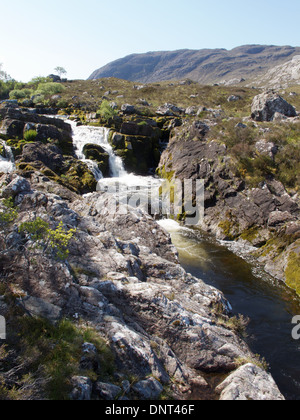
[0,141,16,173]
[70,121,126,180]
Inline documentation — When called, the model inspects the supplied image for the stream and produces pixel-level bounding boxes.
[70,121,300,400]
[1,118,299,400]
[158,219,300,400]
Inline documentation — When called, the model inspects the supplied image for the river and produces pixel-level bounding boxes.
[158,219,300,400]
[3,118,299,400]
[70,121,300,400]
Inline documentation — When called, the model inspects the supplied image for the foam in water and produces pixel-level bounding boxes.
[0,141,16,173]
[70,121,126,180]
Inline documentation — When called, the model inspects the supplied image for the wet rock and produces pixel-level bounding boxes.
[18,143,64,173]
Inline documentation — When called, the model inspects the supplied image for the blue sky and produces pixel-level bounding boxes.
[2,0,300,82]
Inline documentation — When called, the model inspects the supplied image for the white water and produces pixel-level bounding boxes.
[68,121,162,209]
[0,141,16,173]
[69,121,126,181]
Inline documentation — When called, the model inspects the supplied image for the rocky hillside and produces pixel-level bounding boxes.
[88,45,300,86]
[0,172,284,400]
[158,91,300,295]
[0,78,299,399]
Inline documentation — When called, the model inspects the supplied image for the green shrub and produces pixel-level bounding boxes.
[36,82,65,97]
[24,130,38,142]
[97,100,117,121]
[19,218,76,261]
[9,88,33,100]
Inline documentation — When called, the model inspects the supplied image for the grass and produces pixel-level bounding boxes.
[58,78,257,116]
[0,314,115,400]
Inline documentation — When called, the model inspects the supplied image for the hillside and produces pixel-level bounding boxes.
[88,45,300,86]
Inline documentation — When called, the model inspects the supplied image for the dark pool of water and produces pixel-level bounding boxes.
[168,226,300,400]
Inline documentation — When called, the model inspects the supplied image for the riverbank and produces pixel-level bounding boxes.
[159,219,300,400]
[0,104,286,399]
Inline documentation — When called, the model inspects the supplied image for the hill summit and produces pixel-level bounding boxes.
[88,45,300,86]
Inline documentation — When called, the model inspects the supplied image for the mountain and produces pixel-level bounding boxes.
[88,45,300,86]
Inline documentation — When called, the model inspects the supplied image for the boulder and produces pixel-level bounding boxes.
[251,91,297,121]
[18,143,64,173]
[121,104,136,114]
[18,296,62,323]
[132,377,163,400]
[255,139,278,158]
[82,144,110,177]
[216,364,284,400]
[2,175,32,198]
[268,211,296,227]
[70,376,92,401]
[156,103,183,116]
[93,382,122,400]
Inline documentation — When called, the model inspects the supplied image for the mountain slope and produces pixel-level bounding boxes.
[88,45,300,85]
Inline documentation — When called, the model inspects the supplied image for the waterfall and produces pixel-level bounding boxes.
[69,120,162,214]
[0,141,16,173]
[69,121,126,180]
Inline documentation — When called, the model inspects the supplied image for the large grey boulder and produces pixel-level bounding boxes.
[251,91,297,121]
[216,363,285,400]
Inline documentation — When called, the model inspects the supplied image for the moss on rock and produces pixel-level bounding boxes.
[285,251,300,295]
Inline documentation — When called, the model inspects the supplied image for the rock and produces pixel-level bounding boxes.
[82,144,110,176]
[18,143,64,173]
[216,364,285,400]
[185,106,197,115]
[227,95,241,102]
[121,104,136,114]
[48,74,61,83]
[70,376,92,400]
[156,103,183,116]
[189,121,210,139]
[80,342,100,372]
[120,121,154,137]
[2,175,32,198]
[268,211,296,227]
[122,380,131,394]
[93,382,122,400]
[235,122,247,129]
[132,377,163,400]
[251,91,297,121]
[255,139,278,158]
[18,296,62,323]
[0,119,25,138]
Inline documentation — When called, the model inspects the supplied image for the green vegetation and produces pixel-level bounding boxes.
[97,99,117,121]
[19,218,76,261]
[23,130,38,142]
[8,79,65,106]
[0,316,114,400]
[285,251,300,295]
[0,198,18,228]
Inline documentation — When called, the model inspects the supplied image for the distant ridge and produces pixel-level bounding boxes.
[88,45,300,85]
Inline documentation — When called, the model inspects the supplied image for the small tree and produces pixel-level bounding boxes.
[0,63,11,82]
[54,67,67,79]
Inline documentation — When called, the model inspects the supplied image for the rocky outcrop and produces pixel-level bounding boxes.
[251,91,297,122]
[0,173,284,400]
[158,121,300,294]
